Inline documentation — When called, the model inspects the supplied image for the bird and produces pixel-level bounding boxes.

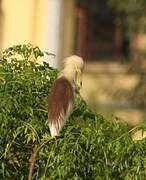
[48,55,84,138]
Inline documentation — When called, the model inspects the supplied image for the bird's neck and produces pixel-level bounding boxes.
[59,66,76,83]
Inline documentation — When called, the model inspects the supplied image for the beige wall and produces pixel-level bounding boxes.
[2,0,35,49]
[0,0,76,66]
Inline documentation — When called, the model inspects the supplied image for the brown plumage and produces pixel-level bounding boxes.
[48,77,74,137]
[48,55,84,137]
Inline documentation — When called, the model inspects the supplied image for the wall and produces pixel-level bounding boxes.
[0,0,66,67]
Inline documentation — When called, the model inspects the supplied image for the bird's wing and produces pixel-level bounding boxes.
[48,77,74,137]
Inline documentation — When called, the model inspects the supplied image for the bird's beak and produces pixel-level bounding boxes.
[76,68,82,90]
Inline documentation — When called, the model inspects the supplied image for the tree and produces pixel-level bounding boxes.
[0,44,146,179]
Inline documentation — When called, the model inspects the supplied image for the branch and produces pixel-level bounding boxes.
[28,138,54,180]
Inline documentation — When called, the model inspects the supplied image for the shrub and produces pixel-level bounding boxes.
[0,44,146,180]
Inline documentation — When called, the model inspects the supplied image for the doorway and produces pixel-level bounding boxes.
[75,0,124,60]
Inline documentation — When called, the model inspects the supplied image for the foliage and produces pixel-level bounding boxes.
[108,0,146,15]
[108,0,146,33]
[0,44,146,180]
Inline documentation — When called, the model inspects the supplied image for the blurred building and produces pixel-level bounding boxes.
[0,0,129,67]
[0,0,145,66]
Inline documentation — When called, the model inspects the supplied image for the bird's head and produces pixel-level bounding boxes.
[59,55,84,91]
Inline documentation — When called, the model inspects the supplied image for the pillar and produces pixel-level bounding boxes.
[35,0,63,67]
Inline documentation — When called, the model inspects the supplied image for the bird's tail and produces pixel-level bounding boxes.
[49,121,61,138]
